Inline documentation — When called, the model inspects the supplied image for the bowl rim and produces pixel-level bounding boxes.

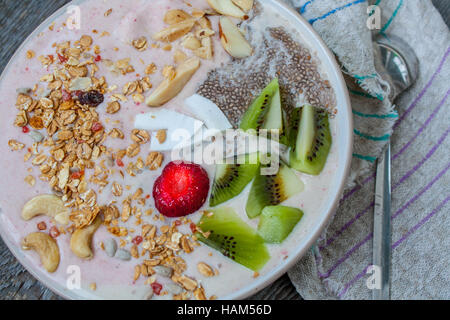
[0,0,353,300]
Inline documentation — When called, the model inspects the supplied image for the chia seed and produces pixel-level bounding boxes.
[197,25,336,127]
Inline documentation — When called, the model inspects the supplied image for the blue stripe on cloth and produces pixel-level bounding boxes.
[380,0,404,35]
[353,73,377,80]
[300,0,316,14]
[370,0,382,14]
[352,153,377,162]
[308,0,367,25]
[348,88,384,101]
[353,77,385,100]
[354,129,391,141]
[352,109,398,119]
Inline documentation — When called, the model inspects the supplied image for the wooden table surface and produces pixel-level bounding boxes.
[0,0,448,300]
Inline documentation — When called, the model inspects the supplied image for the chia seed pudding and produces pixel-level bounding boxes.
[0,0,339,300]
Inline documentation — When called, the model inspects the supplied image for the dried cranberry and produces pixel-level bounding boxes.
[151,282,163,295]
[92,122,103,132]
[94,55,102,62]
[62,89,72,101]
[132,236,143,245]
[116,159,124,167]
[37,222,47,230]
[22,126,30,133]
[78,90,104,107]
[49,226,60,238]
[189,223,197,233]
[71,170,84,180]
[57,53,68,64]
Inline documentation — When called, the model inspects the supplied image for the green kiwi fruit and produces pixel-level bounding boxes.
[209,153,260,207]
[239,78,279,131]
[239,79,286,144]
[287,107,302,147]
[257,205,304,243]
[195,207,270,271]
[289,104,332,175]
[245,162,304,218]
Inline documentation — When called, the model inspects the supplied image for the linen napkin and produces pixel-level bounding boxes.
[282,0,450,299]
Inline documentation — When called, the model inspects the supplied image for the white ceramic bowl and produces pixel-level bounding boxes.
[0,0,353,300]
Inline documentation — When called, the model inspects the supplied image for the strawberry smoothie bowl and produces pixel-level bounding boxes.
[0,0,352,300]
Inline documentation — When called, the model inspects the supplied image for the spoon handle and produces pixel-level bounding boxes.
[373,143,392,300]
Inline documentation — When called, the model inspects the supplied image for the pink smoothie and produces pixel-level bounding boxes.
[0,0,339,300]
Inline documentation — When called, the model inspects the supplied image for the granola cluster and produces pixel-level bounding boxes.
[7,2,232,300]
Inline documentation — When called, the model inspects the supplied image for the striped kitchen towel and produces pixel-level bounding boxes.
[283,0,450,299]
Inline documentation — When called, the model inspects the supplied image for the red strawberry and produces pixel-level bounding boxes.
[153,161,209,218]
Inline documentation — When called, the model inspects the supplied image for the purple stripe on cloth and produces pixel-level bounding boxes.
[340,173,376,204]
[341,48,450,203]
[338,195,450,298]
[338,265,370,298]
[393,128,450,190]
[319,202,374,250]
[392,89,450,161]
[320,128,450,250]
[392,195,450,249]
[392,161,450,220]
[319,162,450,279]
[318,233,373,278]
[394,47,450,130]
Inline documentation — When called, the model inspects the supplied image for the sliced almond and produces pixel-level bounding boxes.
[164,9,192,25]
[182,35,201,50]
[197,16,212,30]
[195,28,215,39]
[219,17,253,59]
[232,0,254,12]
[173,50,187,64]
[191,9,206,18]
[153,19,196,43]
[145,57,200,107]
[206,0,247,19]
[194,37,213,60]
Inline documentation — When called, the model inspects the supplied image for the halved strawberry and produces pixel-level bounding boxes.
[153,161,210,218]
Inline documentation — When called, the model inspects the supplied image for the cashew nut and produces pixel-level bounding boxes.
[70,216,102,259]
[22,232,60,273]
[21,194,69,224]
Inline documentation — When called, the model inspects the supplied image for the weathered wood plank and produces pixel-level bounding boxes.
[432,0,450,27]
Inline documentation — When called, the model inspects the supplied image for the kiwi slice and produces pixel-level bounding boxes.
[262,88,289,145]
[239,78,285,137]
[289,104,332,175]
[287,107,302,147]
[209,153,260,207]
[257,205,304,243]
[245,162,304,218]
[261,88,282,131]
[196,207,270,271]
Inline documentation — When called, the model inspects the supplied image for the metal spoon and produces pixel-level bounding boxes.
[372,34,419,300]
